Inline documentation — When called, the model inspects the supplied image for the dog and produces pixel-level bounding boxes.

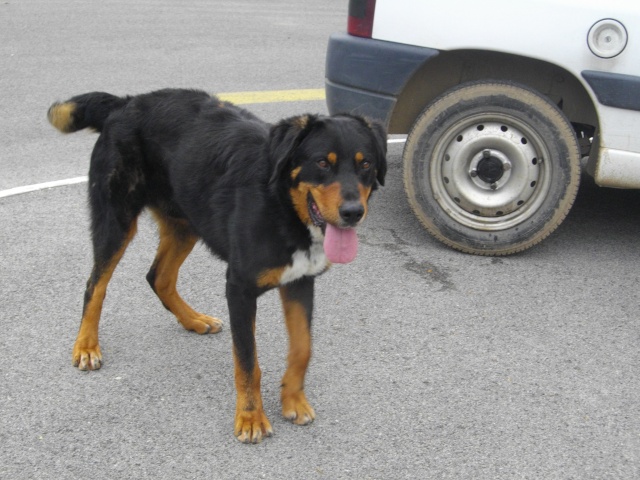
[47,88,387,443]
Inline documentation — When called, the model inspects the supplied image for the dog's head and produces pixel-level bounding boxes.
[269,114,387,228]
[268,114,387,263]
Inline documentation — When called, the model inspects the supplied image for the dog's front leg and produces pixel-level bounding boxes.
[227,281,273,443]
[279,277,316,425]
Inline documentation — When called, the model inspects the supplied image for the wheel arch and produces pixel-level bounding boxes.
[389,49,599,137]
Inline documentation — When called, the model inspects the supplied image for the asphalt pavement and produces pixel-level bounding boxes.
[1,1,639,479]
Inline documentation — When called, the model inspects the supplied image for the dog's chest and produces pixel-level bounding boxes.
[280,237,328,284]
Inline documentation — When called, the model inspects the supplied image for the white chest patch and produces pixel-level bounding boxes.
[279,226,329,285]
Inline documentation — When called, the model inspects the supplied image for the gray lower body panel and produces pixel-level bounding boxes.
[325,32,438,128]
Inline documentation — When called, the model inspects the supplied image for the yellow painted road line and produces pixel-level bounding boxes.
[217,88,325,105]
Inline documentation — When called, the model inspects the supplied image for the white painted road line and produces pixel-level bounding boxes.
[0,176,88,199]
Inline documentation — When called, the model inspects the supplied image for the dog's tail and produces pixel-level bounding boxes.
[47,92,129,133]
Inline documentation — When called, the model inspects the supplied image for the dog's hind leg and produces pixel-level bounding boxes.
[73,128,147,370]
[73,218,137,371]
[146,211,223,334]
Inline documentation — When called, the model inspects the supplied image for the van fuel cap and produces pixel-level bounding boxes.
[588,19,628,58]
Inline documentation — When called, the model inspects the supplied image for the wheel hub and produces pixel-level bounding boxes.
[476,152,505,184]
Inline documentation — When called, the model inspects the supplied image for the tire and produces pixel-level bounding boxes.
[403,80,581,255]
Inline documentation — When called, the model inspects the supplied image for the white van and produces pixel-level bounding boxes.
[326,0,640,255]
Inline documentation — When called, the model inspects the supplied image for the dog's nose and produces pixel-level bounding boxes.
[339,201,364,225]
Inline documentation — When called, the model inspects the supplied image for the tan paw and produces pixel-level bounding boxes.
[234,410,273,444]
[282,391,315,425]
[72,343,102,371]
[180,314,223,334]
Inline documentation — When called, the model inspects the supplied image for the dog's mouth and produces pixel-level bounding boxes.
[307,193,326,230]
[307,193,358,264]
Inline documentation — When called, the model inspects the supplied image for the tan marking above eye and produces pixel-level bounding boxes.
[327,152,337,164]
[355,152,364,162]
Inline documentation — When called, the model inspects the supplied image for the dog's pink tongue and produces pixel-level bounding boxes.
[323,224,358,264]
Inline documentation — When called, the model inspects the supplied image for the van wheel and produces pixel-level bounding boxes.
[403,81,581,255]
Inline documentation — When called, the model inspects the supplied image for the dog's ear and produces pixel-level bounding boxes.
[367,119,388,187]
[268,115,315,185]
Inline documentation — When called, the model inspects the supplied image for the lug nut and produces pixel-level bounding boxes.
[490,183,498,190]
[483,149,491,158]
[503,162,512,171]
[470,169,478,177]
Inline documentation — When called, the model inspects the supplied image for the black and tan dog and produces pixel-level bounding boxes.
[48,88,387,443]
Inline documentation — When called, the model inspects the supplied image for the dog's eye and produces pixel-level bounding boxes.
[317,159,330,170]
[361,160,372,170]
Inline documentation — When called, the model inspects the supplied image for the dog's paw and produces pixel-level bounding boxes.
[282,391,315,425]
[180,314,223,335]
[72,344,102,371]
[198,315,223,334]
[234,410,273,444]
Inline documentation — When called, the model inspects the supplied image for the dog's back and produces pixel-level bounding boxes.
[48,88,268,176]
[49,89,273,247]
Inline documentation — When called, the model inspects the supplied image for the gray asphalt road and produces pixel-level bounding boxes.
[1,1,639,479]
